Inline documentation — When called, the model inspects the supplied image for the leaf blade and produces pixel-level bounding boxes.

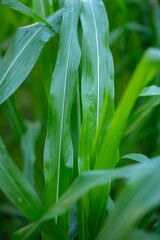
[43,0,81,236]
[1,0,52,27]
[13,159,160,239]
[0,9,63,105]
[97,162,160,240]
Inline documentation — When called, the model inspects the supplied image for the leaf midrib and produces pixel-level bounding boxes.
[89,0,100,129]
[56,8,74,204]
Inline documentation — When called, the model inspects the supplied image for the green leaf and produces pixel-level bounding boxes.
[0,204,25,220]
[42,0,81,236]
[125,96,160,136]
[139,85,160,97]
[0,137,45,221]
[33,0,53,17]
[129,230,160,240]
[3,95,26,142]
[97,161,160,240]
[78,0,115,236]
[79,0,114,173]
[121,153,150,163]
[59,0,64,8]
[13,221,66,240]
[153,3,160,47]
[12,223,39,240]
[109,27,123,46]
[109,22,151,47]
[0,9,63,105]
[13,159,159,239]
[0,0,52,27]
[92,48,160,237]
[70,81,82,179]
[126,22,151,35]
[95,48,160,170]
[107,196,115,214]
[0,138,65,240]
[21,121,41,187]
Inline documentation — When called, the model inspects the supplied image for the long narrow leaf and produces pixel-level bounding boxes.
[78,0,115,236]
[13,159,158,240]
[97,161,160,240]
[33,0,52,17]
[3,95,26,142]
[79,0,114,174]
[21,121,40,187]
[0,138,45,221]
[94,48,160,170]
[139,85,160,97]
[0,9,63,105]
[91,48,160,237]
[121,153,150,163]
[125,96,160,136]
[0,138,65,239]
[43,0,81,236]
[0,0,52,27]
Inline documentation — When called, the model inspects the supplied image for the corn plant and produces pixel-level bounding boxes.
[0,0,160,239]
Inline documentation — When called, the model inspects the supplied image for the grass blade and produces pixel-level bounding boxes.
[91,48,160,237]
[70,81,82,179]
[78,0,114,236]
[121,153,150,163]
[97,161,160,240]
[79,0,114,173]
[95,48,160,170]
[1,0,52,27]
[0,9,63,105]
[0,138,65,239]
[0,138,45,221]
[13,221,66,240]
[125,96,160,136]
[33,0,52,17]
[43,0,81,236]
[139,85,160,97]
[21,121,41,187]
[13,159,158,239]
[3,95,26,142]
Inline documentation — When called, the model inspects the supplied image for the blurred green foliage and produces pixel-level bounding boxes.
[0,0,160,239]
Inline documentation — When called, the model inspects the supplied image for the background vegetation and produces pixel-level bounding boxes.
[0,0,160,239]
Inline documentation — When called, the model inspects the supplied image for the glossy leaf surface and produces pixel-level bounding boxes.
[0,0,51,26]
[43,0,81,236]
[0,9,63,105]
[13,159,158,239]
[78,0,115,235]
